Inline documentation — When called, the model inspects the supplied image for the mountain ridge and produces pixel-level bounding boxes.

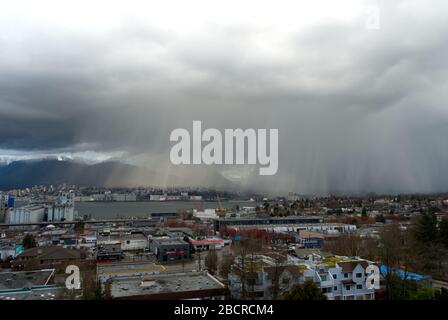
[0,159,237,190]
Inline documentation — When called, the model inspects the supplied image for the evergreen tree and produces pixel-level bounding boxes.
[439,218,448,249]
[74,221,85,234]
[22,234,37,249]
[95,282,104,300]
[284,280,327,300]
[413,212,438,245]
[412,211,444,274]
[362,207,368,217]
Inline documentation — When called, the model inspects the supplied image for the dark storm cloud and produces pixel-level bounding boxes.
[1,0,448,194]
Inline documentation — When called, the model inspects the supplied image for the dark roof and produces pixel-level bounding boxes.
[264,265,302,279]
[15,246,86,261]
[337,261,369,272]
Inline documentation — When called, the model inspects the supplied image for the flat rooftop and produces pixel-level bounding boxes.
[98,261,165,276]
[229,222,355,229]
[109,271,225,299]
[98,233,147,241]
[153,238,189,246]
[216,216,323,221]
[14,205,45,211]
[0,287,64,300]
[0,269,54,292]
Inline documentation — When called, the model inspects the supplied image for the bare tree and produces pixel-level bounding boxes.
[233,238,262,299]
[197,251,202,271]
[205,248,218,275]
[324,233,363,257]
[379,223,405,300]
[219,253,234,279]
[268,250,287,300]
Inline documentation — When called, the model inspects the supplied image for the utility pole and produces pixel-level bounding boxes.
[181,250,185,273]
[197,251,202,271]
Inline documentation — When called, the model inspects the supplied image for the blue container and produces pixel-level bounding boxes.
[15,244,24,255]
[7,195,15,208]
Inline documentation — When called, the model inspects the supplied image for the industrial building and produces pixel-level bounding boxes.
[5,192,75,225]
[7,205,46,225]
[229,223,357,234]
[150,212,178,219]
[296,230,325,248]
[111,193,137,202]
[97,232,148,252]
[0,193,14,223]
[96,243,123,261]
[149,238,191,262]
[213,216,324,233]
[47,191,75,222]
[105,271,226,300]
[120,233,148,251]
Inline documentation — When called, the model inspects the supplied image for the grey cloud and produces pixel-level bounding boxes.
[1,0,448,194]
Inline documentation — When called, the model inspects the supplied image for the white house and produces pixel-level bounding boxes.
[228,254,377,300]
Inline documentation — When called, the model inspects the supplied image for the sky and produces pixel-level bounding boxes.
[1,0,448,195]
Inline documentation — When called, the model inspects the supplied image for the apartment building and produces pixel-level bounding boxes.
[228,254,377,300]
[305,259,375,300]
[228,255,302,299]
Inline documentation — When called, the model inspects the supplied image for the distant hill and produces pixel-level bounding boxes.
[0,159,145,189]
[0,159,236,190]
